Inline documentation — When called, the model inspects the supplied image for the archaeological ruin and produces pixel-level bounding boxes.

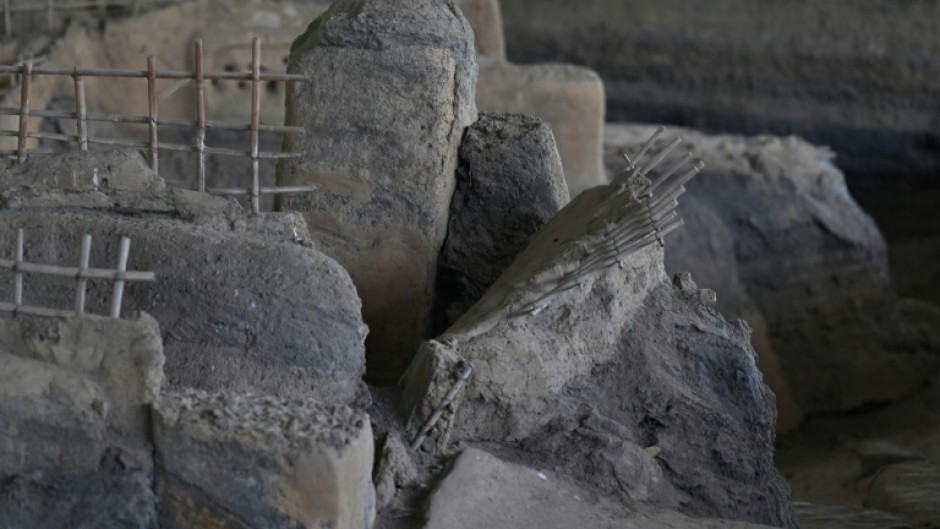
[0,1,938,528]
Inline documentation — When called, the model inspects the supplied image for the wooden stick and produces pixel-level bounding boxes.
[75,234,91,314]
[410,363,473,450]
[208,185,316,196]
[1,301,89,319]
[638,136,682,177]
[46,0,53,32]
[0,0,175,15]
[0,107,305,134]
[109,236,130,318]
[0,257,155,280]
[4,130,74,142]
[131,0,140,16]
[249,37,261,214]
[87,136,150,149]
[4,0,10,38]
[13,228,23,308]
[257,151,304,160]
[146,55,158,172]
[73,73,88,151]
[194,39,206,192]
[0,64,308,83]
[649,152,693,188]
[17,62,31,163]
[630,126,665,170]
[651,161,704,198]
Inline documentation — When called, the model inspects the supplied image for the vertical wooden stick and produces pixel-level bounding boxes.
[131,0,140,17]
[109,236,130,319]
[195,39,206,192]
[146,55,158,173]
[46,0,53,32]
[249,37,261,214]
[13,228,23,309]
[75,234,91,314]
[17,61,31,163]
[73,73,88,151]
[3,0,10,39]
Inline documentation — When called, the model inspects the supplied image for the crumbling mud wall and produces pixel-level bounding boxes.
[0,150,369,405]
[0,312,375,529]
[0,0,335,199]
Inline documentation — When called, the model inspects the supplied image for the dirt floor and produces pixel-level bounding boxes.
[777,375,940,508]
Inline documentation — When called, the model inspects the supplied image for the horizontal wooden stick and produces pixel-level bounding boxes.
[0,257,156,281]
[0,131,305,160]
[0,65,307,82]
[0,148,57,156]
[2,0,176,15]
[208,185,316,196]
[0,301,85,318]
[0,107,305,134]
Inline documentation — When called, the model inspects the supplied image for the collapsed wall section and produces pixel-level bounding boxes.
[403,159,797,527]
[0,149,369,405]
[277,0,478,383]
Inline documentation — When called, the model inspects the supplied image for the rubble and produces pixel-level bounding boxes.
[437,112,570,329]
[276,0,478,382]
[402,149,796,527]
[373,433,418,510]
[153,388,376,529]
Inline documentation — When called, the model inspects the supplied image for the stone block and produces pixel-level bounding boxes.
[277,0,478,382]
[476,57,605,197]
[153,389,375,529]
[437,112,569,328]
